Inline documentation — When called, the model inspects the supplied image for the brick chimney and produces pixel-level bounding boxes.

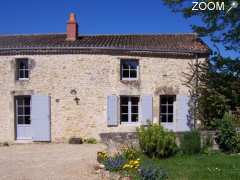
[66,13,78,41]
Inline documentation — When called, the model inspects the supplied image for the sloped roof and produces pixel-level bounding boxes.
[0,33,210,57]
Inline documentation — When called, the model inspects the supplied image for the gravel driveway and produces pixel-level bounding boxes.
[0,143,106,180]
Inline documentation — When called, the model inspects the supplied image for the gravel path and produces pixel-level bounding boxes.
[0,143,106,180]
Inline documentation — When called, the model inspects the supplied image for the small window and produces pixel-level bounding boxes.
[16,59,29,80]
[15,96,31,125]
[120,96,139,123]
[120,59,139,80]
[160,95,176,123]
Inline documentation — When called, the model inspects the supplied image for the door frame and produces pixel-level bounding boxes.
[14,95,32,140]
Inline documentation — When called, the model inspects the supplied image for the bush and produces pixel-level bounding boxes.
[215,113,240,153]
[180,130,201,154]
[84,138,97,144]
[103,154,127,172]
[121,145,140,160]
[139,163,168,180]
[97,151,109,163]
[137,124,177,158]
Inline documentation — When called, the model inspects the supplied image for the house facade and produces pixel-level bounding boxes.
[0,14,210,142]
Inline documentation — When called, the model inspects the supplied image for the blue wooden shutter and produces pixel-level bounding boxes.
[107,96,118,126]
[31,95,51,141]
[141,95,153,125]
[176,95,190,131]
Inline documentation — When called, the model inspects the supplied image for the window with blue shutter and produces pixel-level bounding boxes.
[141,95,153,125]
[176,95,190,131]
[31,95,51,141]
[107,96,119,126]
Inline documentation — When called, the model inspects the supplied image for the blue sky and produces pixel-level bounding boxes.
[0,0,237,58]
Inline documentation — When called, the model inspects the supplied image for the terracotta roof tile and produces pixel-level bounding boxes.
[0,33,210,56]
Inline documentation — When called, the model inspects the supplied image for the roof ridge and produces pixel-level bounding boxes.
[0,33,65,37]
[81,33,198,37]
[0,32,198,37]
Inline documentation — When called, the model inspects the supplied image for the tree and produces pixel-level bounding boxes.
[163,0,240,129]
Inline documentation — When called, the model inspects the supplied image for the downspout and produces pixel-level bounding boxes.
[194,54,199,129]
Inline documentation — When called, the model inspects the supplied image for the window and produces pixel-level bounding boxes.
[16,59,29,80]
[160,95,176,123]
[16,96,31,125]
[121,59,139,80]
[120,96,139,123]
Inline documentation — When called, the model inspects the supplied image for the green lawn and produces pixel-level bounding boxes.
[139,152,240,180]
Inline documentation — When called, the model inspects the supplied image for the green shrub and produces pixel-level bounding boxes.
[84,138,97,144]
[215,113,240,153]
[180,130,201,154]
[202,134,214,154]
[121,145,140,160]
[137,124,177,158]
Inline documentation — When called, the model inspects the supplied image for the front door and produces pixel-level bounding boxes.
[15,96,32,140]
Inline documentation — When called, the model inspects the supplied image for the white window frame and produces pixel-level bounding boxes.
[16,96,31,125]
[120,96,140,124]
[16,59,29,81]
[121,59,139,81]
[160,95,175,123]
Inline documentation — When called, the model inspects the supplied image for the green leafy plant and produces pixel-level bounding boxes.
[103,154,127,172]
[97,151,109,163]
[137,124,177,158]
[84,137,97,144]
[215,113,240,153]
[180,130,201,154]
[121,145,140,161]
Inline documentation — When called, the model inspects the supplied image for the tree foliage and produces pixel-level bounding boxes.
[163,0,240,51]
[163,0,240,129]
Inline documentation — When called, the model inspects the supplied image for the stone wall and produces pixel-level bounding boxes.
[0,54,204,142]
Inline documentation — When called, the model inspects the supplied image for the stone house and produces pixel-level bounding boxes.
[0,14,210,142]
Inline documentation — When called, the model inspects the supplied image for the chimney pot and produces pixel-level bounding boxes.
[66,13,78,41]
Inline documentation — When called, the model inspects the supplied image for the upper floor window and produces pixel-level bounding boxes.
[16,58,29,80]
[120,59,139,80]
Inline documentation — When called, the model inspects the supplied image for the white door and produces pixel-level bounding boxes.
[16,96,32,140]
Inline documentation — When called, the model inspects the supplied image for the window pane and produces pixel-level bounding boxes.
[168,105,173,113]
[121,97,129,105]
[24,98,31,106]
[25,107,30,115]
[122,70,129,78]
[131,97,139,105]
[131,114,138,122]
[25,116,31,124]
[130,70,137,78]
[161,96,168,104]
[17,116,24,124]
[24,70,29,78]
[121,114,128,122]
[120,106,128,114]
[161,114,167,122]
[129,61,138,70]
[132,106,138,113]
[122,63,129,69]
[168,96,175,104]
[168,115,173,122]
[19,61,27,69]
[160,105,167,113]
[19,70,24,78]
[18,107,24,115]
[17,98,24,106]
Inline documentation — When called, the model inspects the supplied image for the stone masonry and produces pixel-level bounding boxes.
[0,54,205,142]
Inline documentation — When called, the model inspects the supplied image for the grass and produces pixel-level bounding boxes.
[136,152,240,180]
